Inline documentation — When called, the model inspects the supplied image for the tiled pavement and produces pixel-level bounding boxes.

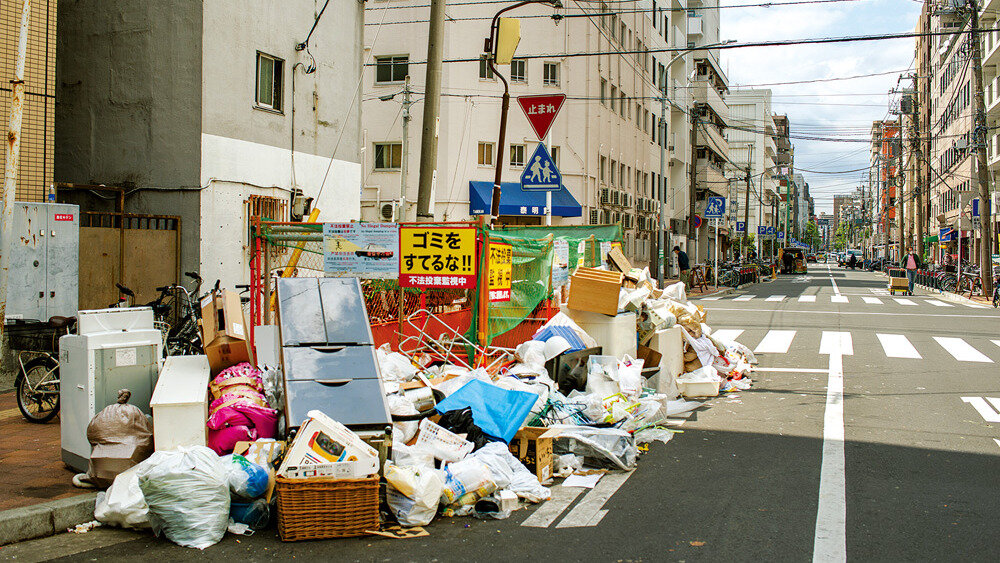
[0,392,82,511]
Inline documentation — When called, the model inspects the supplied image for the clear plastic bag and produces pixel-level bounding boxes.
[136,446,230,549]
[550,425,638,471]
[468,442,550,503]
[440,458,496,506]
[94,465,149,529]
[385,462,444,527]
[221,454,269,499]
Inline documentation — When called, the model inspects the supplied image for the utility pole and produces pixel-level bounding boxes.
[657,89,667,286]
[896,134,905,261]
[416,0,445,222]
[689,111,698,263]
[399,76,412,221]
[744,146,751,260]
[0,0,30,348]
[969,0,994,296]
[911,74,925,259]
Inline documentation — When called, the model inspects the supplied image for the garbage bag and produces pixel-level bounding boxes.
[434,407,495,452]
[94,465,149,529]
[616,355,644,399]
[376,344,419,382]
[468,442,550,503]
[550,425,638,471]
[84,389,154,489]
[222,454,269,499]
[385,462,444,527]
[229,498,269,530]
[392,443,436,468]
[435,380,536,443]
[387,393,420,444]
[136,446,230,549]
[440,458,496,506]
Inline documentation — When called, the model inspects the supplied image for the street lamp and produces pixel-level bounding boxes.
[484,0,562,224]
[656,39,735,287]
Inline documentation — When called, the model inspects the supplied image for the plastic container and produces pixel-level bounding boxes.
[149,355,211,451]
[415,418,474,462]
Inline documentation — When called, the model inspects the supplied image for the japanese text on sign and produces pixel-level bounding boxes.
[487,242,512,302]
[399,226,476,288]
[525,103,557,115]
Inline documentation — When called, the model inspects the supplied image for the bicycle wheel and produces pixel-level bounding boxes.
[941,275,957,293]
[15,356,60,423]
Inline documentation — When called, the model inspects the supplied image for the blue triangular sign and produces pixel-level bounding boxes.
[520,143,561,191]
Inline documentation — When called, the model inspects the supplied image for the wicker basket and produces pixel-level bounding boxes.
[275,476,380,541]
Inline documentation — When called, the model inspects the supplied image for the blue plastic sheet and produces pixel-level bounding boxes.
[435,380,537,443]
[532,325,586,352]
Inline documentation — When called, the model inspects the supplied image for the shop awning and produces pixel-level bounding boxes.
[469,181,582,217]
[923,235,938,244]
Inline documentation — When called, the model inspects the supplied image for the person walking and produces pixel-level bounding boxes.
[673,246,690,287]
[901,246,920,296]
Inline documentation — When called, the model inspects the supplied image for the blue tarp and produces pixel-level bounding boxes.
[435,379,537,443]
[469,181,582,217]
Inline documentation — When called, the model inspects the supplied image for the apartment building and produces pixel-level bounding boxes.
[360,0,708,268]
[1,0,56,202]
[832,194,852,229]
[55,1,363,292]
[725,89,778,254]
[911,1,933,255]
[871,120,901,258]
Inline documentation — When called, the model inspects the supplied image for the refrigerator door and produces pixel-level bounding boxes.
[277,278,327,346]
[284,378,390,428]
[317,278,373,345]
[282,345,379,382]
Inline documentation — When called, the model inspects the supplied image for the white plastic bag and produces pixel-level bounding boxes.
[376,344,419,382]
[384,462,444,527]
[392,443,436,468]
[663,281,687,302]
[617,355,645,399]
[468,442,551,503]
[386,393,420,444]
[94,465,149,529]
[136,446,230,549]
[440,458,496,506]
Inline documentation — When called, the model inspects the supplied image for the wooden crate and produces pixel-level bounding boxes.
[568,268,623,316]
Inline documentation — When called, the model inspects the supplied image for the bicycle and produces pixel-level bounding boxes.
[11,316,75,423]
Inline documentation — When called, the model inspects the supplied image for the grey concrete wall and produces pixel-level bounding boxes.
[201,0,364,164]
[55,0,203,275]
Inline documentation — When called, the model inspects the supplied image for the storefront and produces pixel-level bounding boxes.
[468,181,582,224]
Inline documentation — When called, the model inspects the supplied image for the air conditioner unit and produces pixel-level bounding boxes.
[589,209,599,225]
[600,187,610,204]
[612,190,620,206]
[380,202,396,221]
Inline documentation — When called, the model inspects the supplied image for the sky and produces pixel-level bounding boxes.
[720,0,924,214]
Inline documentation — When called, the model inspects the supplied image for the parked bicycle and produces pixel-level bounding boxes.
[10,316,75,423]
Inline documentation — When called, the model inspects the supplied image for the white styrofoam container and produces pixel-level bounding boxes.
[677,379,720,399]
[563,308,637,359]
[149,355,211,451]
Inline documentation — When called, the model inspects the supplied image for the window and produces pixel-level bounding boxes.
[610,86,618,111]
[600,78,607,105]
[635,102,641,124]
[551,146,560,167]
[510,59,527,83]
[687,41,696,49]
[620,164,625,188]
[478,142,494,166]
[255,52,284,111]
[620,23,627,44]
[610,160,617,185]
[375,55,408,84]
[479,55,494,79]
[600,156,607,182]
[543,62,559,86]
[373,142,402,169]
[620,93,626,117]
[510,144,526,167]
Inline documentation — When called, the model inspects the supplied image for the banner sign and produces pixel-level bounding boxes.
[487,241,513,302]
[399,226,477,288]
[323,223,399,278]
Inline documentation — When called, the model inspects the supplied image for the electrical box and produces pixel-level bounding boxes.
[0,202,79,321]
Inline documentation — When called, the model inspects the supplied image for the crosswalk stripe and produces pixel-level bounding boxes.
[820,331,854,355]
[992,340,1000,349]
[831,295,849,303]
[933,337,993,363]
[893,298,916,305]
[876,334,921,359]
[754,330,796,354]
[712,329,744,342]
[798,295,817,302]
[555,472,633,528]
[522,486,584,528]
[734,295,754,301]
[925,299,951,307]
[765,295,786,302]
[700,296,723,300]
[862,297,883,305]
[963,303,987,309]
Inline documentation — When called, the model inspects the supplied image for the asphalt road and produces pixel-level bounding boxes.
[7,264,1000,562]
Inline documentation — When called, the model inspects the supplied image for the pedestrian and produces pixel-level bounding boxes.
[900,245,920,295]
[848,252,858,270]
[673,246,690,287]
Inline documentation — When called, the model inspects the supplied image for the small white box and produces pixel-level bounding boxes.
[150,355,211,451]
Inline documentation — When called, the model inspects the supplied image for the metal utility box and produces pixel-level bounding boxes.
[0,202,79,321]
[59,307,163,472]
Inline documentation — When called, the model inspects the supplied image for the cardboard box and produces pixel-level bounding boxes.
[567,268,623,316]
[200,290,253,373]
[508,427,560,483]
[606,247,632,273]
[277,410,379,478]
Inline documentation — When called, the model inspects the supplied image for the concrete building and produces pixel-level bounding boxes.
[724,89,777,255]
[870,120,901,259]
[55,0,364,292]
[359,0,714,270]
[833,194,853,229]
[1,0,56,202]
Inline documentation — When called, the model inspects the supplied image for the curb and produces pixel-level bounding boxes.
[0,493,96,546]
[876,272,991,307]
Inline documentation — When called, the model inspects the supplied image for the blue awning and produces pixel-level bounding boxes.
[469,181,582,217]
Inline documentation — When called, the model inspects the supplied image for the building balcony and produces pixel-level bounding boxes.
[691,79,728,126]
[696,124,729,159]
[988,74,1000,119]
[765,136,777,157]
[696,161,728,197]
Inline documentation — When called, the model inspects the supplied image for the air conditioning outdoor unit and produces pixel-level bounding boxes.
[612,190,620,206]
[381,202,396,221]
[600,187,610,204]
[589,209,600,224]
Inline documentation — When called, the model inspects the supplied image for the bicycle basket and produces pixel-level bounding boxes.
[5,321,63,353]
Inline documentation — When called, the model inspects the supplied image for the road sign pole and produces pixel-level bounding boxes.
[714,219,719,288]
[545,129,552,226]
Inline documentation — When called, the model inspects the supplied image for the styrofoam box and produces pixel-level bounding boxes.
[149,355,211,451]
[677,379,720,399]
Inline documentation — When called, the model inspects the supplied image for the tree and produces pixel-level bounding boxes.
[804,221,822,251]
[834,223,849,251]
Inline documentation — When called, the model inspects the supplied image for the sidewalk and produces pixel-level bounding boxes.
[0,392,81,512]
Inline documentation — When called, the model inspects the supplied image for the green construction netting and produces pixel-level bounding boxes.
[491,225,625,269]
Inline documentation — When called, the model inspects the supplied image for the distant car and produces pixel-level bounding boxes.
[806,253,817,263]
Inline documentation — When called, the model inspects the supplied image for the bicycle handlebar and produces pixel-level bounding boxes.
[115,283,135,297]
[185,271,202,281]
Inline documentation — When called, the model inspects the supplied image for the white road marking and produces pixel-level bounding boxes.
[893,298,916,306]
[754,367,833,373]
[734,295,754,301]
[960,397,1000,423]
[814,332,850,562]
[871,288,889,295]
[861,297,882,305]
[700,296,723,301]
[766,295,786,302]
[521,486,584,528]
[934,337,993,363]
[963,302,987,309]
[992,340,1000,349]
[820,331,854,356]
[827,264,840,295]
[754,330,797,354]
[711,329,744,342]
[875,334,921,359]
[706,307,997,319]
[831,295,849,303]
[555,471,633,528]
[995,438,1000,451]
[799,295,817,302]
[925,299,951,307]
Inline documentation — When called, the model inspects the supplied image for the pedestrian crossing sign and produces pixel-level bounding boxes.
[520,143,561,191]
